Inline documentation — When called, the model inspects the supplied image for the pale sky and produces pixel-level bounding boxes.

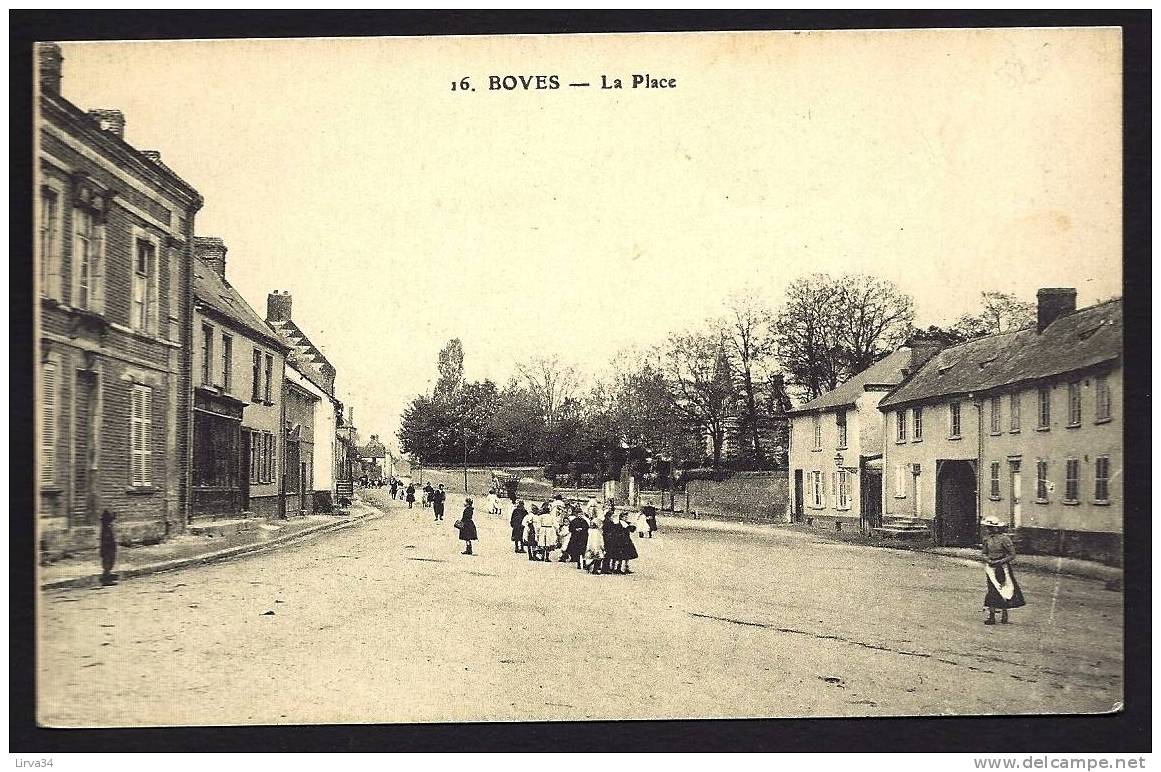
[56,28,1122,449]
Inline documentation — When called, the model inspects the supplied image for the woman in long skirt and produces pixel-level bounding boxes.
[980,516,1025,624]
[456,498,478,555]
[602,508,624,574]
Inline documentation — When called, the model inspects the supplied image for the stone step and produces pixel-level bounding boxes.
[188,518,261,538]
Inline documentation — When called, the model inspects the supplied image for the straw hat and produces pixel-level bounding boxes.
[980,516,1005,528]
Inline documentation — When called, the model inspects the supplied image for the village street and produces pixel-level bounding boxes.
[38,488,1122,727]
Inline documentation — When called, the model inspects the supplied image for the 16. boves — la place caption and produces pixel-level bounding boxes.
[450,73,677,92]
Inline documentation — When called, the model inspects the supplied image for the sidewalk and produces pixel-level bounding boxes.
[644,509,1122,584]
[40,498,383,591]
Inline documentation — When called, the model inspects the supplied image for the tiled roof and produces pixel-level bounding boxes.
[268,321,334,397]
[878,299,1122,410]
[193,259,287,351]
[789,347,913,414]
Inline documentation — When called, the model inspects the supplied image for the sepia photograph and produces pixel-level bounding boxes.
[14,12,1147,751]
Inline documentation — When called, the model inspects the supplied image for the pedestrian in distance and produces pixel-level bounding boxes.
[99,509,119,586]
[488,488,501,516]
[405,483,416,509]
[455,497,478,555]
[389,478,397,498]
[423,482,434,508]
[981,516,1026,625]
[432,484,447,521]
[510,500,529,553]
[602,507,625,575]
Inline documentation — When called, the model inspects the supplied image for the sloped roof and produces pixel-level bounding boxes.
[193,259,288,352]
[879,299,1122,410]
[789,347,913,415]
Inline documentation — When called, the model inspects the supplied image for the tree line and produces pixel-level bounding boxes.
[397,274,1036,475]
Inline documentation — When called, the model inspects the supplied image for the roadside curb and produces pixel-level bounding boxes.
[40,504,384,591]
[645,511,1121,584]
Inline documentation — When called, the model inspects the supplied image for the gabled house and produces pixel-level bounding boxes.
[190,238,289,519]
[266,291,340,512]
[787,346,936,533]
[877,290,1122,563]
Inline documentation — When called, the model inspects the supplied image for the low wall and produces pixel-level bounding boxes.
[683,472,790,523]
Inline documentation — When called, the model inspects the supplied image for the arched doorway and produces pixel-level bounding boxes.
[936,460,977,546]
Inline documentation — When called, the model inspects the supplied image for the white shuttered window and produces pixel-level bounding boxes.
[130,384,154,486]
[41,362,58,485]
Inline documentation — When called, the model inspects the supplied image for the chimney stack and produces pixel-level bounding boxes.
[1036,288,1077,333]
[193,236,228,279]
[907,338,945,372]
[267,291,293,322]
[37,43,63,95]
[87,108,126,139]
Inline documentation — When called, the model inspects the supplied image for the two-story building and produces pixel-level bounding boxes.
[267,291,341,513]
[36,43,203,557]
[787,346,934,533]
[878,290,1122,563]
[190,238,289,519]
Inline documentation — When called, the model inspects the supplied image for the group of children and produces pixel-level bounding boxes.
[505,494,656,575]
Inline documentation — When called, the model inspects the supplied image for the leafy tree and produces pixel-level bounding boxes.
[434,338,464,401]
[516,355,581,441]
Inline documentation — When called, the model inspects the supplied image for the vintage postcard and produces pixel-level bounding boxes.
[32,27,1124,728]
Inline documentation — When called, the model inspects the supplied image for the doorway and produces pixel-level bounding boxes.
[793,470,804,521]
[1009,460,1022,528]
[72,370,98,523]
[936,460,977,546]
[860,469,882,531]
[240,430,251,512]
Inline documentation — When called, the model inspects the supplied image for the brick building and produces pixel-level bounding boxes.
[878,290,1122,563]
[190,238,289,519]
[36,44,203,557]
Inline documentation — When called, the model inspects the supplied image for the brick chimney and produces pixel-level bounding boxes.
[1037,288,1077,333]
[907,339,945,371]
[267,291,293,322]
[193,236,228,279]
[87,108,126,139]
[37,43,63,95]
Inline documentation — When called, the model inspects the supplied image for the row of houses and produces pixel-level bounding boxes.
[35,43,363,559]
[788,289,1123,564]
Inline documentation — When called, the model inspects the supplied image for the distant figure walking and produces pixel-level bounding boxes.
[488,488,501,516]
[405,483,416,508]
[423,482,434,508]
[432,484,447,521]
[563,508,590,569]
[456,498,478,555]
[389,478,399,499]
[981,516,1026,625]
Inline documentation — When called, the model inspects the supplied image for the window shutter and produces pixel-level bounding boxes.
[141,387,153,485]
[41,362,57,485]
[130,386,142,485]
[149,245,160,334]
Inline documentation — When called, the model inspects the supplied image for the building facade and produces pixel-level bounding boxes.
[190,238,289,520]
[266,291,343,512]
[787,347,928,532]
[282,367,319,516]
[878,290,1122,563]
[36,44,203,557]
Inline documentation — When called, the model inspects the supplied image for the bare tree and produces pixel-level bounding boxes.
[837,275,915,374]
[657,330,736,465]
[952,291,1037,338]
[516,355,581,437]
[775,273,914,400]
[434,338,464,402]
[720,291,779,461]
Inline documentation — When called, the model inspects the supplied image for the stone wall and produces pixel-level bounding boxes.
[684,472,790,522]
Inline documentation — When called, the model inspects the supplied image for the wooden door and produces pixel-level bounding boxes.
[72,370,98,522]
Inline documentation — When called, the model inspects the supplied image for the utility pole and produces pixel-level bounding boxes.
[463,423,469,494]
